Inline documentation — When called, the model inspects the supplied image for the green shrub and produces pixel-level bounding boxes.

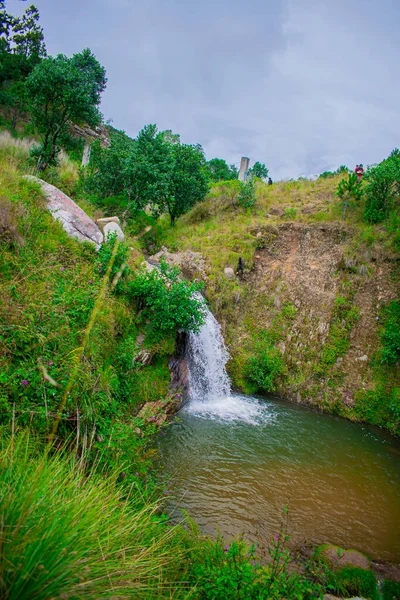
[364,149,400,223]
[380,299,400,365]
[244,345,285,392]
[382,579,400,600]
[336,172,364,217]
[238,178,256,208]
[126,260,206,339]
[326,567,378,600]
[282,207,297,219]
[353,385,400,434]
[189,533,322,599]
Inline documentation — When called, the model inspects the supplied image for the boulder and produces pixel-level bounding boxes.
[148,247,207,280]
[25,176,103,249]
[103,221,125,242]
[224,267,235,280]
[97,216,121,227]
[317,545,371,571]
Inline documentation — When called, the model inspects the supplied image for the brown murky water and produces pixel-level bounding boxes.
[157,395,400,562]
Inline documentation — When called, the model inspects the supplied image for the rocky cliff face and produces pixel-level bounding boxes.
[224,222,398,426]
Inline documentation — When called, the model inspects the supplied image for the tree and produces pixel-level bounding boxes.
[166,142,209,225]
[249,161,268,179]
[123,125,209,225]
[123,124,172,217]
[206,158,238,182]
[26,49,107,171]
[83,128,135,200]
[364,149,400,223]
[11,4,46,63]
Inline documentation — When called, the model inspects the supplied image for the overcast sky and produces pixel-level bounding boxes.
[7,0,400,179]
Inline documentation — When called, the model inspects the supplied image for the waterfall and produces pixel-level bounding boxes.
[187,302,231,402]
[185,299,273,424]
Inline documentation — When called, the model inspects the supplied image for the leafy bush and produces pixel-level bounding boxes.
[238,178,256,208]
[126,261,206,339]
[382,579,400,600]
[353,385,400,435]
[336,172,364,217]
[244,344,285,392]
[282,207,296,219]
[318,294,360,370]
[380,299,400,365]
[189,531,322,599]
[325,567,378,600]
[364,149,400,223]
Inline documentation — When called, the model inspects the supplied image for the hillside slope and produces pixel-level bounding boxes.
[152,177,400,433]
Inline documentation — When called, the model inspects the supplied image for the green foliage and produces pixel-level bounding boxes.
[0,433,193,599]
[0,4,46,128]
[382,579,400,600]
[238,178,256,208]
[380,299,400,365]
[364,149,400,223]
[189,528,322,599]
[336,172,364,217]
[249,161,268,179]
[325,567,378,600]
[319,165,349,179]
[206,157,238,182]
[26,49,107,171]
[126,260,206,340]
[283,207,297,219]
[318,294,360,370]
[123,124,209,224]
[82,128,134,203]
[244,343,285,392]
[353,385,400,435]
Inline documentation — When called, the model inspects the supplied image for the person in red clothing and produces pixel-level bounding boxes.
[354,164,364,183]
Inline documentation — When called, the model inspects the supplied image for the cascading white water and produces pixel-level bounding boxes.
[184,299,275,424]
[187,305,231,402]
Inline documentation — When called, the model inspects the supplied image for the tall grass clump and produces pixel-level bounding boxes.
[0,433,191,599]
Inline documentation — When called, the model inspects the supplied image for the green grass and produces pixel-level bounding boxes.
[0,432,193,600]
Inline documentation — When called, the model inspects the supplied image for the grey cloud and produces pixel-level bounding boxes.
[6,0,400,179]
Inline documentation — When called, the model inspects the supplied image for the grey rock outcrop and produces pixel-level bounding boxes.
[103,221,125,242]
[25,176,103,249]
[224,267,235,280]
[148,247,207,280]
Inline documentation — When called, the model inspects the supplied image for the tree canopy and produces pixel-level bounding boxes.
[26,49,107,170]
[249,161,268,179]
[206,158,238,182]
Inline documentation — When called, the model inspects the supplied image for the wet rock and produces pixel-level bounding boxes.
[25,176,103,249]
[224,267,235,280]
[317,545,371,571]
[103,221,125,242]
[137,394,182,427]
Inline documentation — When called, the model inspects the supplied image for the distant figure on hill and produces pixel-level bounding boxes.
[354,164,364,183]
[268,177,273,185]
[237,257,244,278]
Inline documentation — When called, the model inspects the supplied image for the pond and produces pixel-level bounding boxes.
[157,393,400,562]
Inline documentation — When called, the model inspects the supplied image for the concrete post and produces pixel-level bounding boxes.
[82,141,91,167]
[238,156,250,181]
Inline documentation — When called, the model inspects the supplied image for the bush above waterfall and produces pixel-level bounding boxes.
[127,260,207,340]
